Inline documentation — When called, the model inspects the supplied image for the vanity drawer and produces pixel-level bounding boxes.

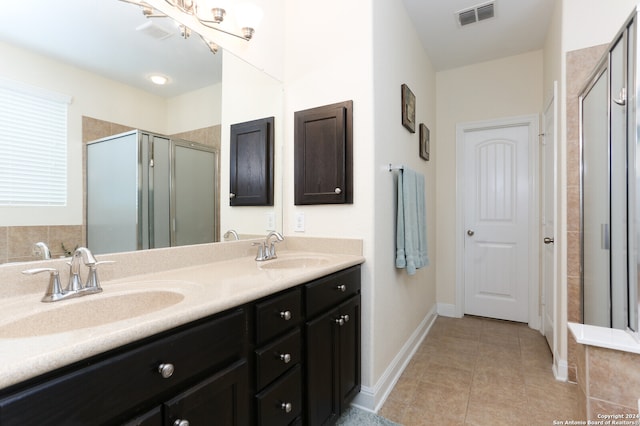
[255,288,302,345]
[255,328,301,390]
[0,308,247,426]
[256,365,302,426]
[305,266,361,318]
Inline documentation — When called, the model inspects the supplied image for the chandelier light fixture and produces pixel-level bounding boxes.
[163,0,263,40]
[120,0,262,51]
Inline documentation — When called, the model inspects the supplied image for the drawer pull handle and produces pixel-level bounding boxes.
[280,353,292,363]
[280,310,292,321]
[335,317,345,326]
[158,363,175,379]
[174,420,190,426]
[337,284,346,292]
[281,402,293,413]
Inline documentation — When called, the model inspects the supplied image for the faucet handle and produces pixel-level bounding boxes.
[22,268,65,303]
[84,260,115,294]
[268,239,282,259]
[252,241,268,261]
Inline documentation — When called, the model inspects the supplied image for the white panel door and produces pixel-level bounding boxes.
[542,85,557,350]
[464,125,530,322]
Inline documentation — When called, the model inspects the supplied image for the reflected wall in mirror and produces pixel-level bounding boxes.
[579,10,638,333]
[0,0,282,263]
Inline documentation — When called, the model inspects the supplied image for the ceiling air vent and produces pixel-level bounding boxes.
[136,21,173,40]
[456,1,496,27]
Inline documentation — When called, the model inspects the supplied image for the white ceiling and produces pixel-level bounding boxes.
[402,0,556,71]
[0,0,555,97]
[0,0,221,98]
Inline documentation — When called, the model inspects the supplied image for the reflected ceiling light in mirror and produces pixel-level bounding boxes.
[120,0,261,53]
[149,74,170,85]
[163,0,261,40]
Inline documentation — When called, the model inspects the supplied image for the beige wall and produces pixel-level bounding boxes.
[370,0,437,396]
[0,41,168,227]
[435,51,544,308]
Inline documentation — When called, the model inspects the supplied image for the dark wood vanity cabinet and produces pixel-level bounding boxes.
[0,265,361,426]
[294,101,353,205]
[304,266,361,426]
[0,308,249,426]
[229,116,274,206]
[253,287,303,425]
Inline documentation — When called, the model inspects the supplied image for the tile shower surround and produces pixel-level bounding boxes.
[567,45,640,419]
[0,116,221,264]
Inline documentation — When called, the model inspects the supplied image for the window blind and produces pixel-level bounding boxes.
[0,78,71,206]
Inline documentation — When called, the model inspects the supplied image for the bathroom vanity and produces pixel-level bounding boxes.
[0,250,362,426]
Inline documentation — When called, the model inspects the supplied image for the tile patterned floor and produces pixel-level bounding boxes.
[379,316,580,425]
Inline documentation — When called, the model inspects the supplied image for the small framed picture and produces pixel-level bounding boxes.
[401,84,416,133]
[419,123,430,161]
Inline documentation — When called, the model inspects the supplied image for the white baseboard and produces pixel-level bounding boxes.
[553,357,568,382]
[436,303,460,318]
[351,305,437,413]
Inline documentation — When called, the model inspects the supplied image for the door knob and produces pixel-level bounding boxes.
[543,237,554,245]
[467,230,474,236]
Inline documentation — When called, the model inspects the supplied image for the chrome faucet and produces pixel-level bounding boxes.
[223,229,240,241]
[32,242,51,260]
[22,247,113,302]
[68,247,97,292]
[254,231,284,261]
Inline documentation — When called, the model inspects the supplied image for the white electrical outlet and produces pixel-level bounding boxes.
[265,212,275,231]
[294,212,305,232]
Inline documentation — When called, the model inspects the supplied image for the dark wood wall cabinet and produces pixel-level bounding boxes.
[0,265,361,426]
[229,117,274,206]
[294,101,353,205]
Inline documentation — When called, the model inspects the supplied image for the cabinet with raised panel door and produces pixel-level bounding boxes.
[305,266,361,426]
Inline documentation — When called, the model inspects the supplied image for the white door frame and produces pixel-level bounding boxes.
[455,114,541,329]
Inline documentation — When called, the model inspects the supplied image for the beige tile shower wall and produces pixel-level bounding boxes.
[0,225,83,264]
[566,44,608,383]
[574,337,640,419]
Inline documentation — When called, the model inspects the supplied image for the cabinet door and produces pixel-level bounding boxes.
[338,295,361,407]
[229,117,274,206]
[294,100,353,205]
[305,307,340,426]
[164,359,249,426]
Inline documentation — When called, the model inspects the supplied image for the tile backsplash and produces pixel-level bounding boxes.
[0,225,83,264]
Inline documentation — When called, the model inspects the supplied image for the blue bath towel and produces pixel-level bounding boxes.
[396,168,429,275]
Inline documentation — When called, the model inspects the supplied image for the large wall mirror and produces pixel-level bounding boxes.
[579,11,639,335]
[0,0,283,262]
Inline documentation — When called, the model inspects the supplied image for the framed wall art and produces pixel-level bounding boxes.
[419,123,430,161]
[401,84,416,133]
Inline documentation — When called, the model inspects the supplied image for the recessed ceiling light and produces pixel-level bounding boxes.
[149,74,169,85]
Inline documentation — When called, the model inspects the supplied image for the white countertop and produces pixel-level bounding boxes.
[0,250,364,390]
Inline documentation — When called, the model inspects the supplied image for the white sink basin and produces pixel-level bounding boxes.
[0,290,184,338]
[259,256,331,270]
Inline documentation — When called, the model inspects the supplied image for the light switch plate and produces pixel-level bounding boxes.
[294,212,305,232]
[265,212,275,230]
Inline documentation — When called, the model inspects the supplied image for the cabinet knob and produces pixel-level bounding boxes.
[334,187,342,194]
[335,317,345,326]
[158,363,175,379]
[281,402,293,413]
[342,314,350,323]
[336,284,346,292]
[280,310,292,321]
[174,420,190,426]
[229,193,236,199]
[280,353,292,364]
